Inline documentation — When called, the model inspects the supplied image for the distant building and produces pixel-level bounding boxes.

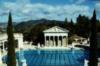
[0,33,23,52]
[43,26,69,47]
[70,34,88,45]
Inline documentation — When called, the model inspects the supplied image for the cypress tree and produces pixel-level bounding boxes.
[64,18,68,27]
[89,10,98,66]
[65,18,68,23]
[7,12,16,66]
[70,19,74,33]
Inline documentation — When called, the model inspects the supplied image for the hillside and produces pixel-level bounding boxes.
[14,19,64,33]
[0,22,17,32]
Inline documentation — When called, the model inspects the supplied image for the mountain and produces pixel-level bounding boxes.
[0,23,7,29]
[14,19,64,33]
[0,19,64,33]
[0,22,18,32]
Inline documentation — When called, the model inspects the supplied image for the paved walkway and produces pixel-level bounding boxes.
[0,63,6,66]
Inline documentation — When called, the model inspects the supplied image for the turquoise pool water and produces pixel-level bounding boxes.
[3,49,88,66]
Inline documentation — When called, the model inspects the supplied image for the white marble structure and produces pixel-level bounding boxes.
[0,33,23,52]
[43,26,69,47]
[84,59,89,66]
[0,51,2,64]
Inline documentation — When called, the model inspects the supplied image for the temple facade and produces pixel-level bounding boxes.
[43,26,69,47]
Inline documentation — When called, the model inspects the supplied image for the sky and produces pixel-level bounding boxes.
[0,0,100,22]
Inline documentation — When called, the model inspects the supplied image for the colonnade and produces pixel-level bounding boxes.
[44,36,68,47]
[0,40,7,52]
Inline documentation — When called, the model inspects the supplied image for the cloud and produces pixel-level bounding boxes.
[75,0,85,4]
[0,1,93,22]
[95,2,100,20]
[95,3,100,13]
[23,3,90,21]
[69,0,85,4]
[16,0,30,4]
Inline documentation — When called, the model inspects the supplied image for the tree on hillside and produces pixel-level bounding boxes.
[26,23,47,44]
[64,18,67,23]
[69,19,75,36]
[89,10,98,66]
[76,14,90,38]
[64,18,71,30]
[7,12,16,66]
[97,20,100,32]
[0,28,2,33]
[64,18,68,28]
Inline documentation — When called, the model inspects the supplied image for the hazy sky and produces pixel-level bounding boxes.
[0,0,100,22]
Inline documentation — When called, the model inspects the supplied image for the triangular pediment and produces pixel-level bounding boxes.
[43,26,69,33]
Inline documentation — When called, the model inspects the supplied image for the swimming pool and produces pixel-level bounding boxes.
[3,49,88,66]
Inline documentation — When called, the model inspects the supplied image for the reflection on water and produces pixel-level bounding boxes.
[37,50,41,55]
[18,49,27,66]
[71,48,75,54]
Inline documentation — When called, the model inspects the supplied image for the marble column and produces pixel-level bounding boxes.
[63,36,67,47]
[61,36,63,47]
[66,36,68,47]
[45,36,46,46]
[62,36,68,47]
[47,40,49,47]
[3,41,5,52]
[57,36,59,47]
[58,36,61,47]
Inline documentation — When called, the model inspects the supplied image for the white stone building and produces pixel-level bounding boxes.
[43,26,69,47]
[0,33,23,52]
